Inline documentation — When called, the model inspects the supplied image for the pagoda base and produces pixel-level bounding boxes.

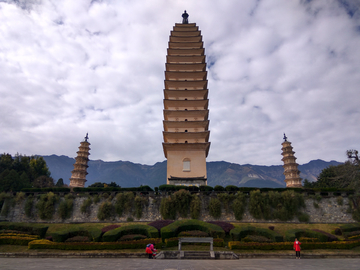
[168,176,207,186]
[69,178,87,188]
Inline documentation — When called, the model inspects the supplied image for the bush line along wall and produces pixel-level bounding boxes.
[0,190,356,223]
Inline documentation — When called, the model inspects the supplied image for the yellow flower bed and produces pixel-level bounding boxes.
[28,238,162,250]
[0,235,39,245]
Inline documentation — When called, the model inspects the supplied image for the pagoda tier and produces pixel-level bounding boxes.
[281,136,302,188]
[69,134,91,188]
[163,18,210,186]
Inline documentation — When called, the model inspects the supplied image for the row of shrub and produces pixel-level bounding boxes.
[1,191,150,221]
[73,186,154,192]
[160,219,225,240]
[230,226,284,242]
[0,189,314,222]
[28,238,162,250]
[22,187,71,193]
[248,190,308,222]
[160,190,201,220]
[157,189,340,221]
[0,188,353,222]
[0,222,49,238]
[0,234,39,245]
[284,228,338,242]
[47,220,228,243]
[159,185,354,194]
[19,186,355,194]
[52,228,102,242]
[4,220,360,251]
[228,240,360,250]
[102,224,159,242]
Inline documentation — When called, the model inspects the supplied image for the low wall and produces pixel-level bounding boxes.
[0,192,355,223]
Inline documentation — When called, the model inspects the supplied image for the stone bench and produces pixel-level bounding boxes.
[178,237,214,251]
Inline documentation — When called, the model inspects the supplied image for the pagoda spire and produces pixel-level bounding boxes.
[281,134,302,188]
[69,134,91,188]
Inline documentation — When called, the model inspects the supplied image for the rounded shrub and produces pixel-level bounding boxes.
[232,192,247,220]
[97,201,114,221]
[190,195,201,219]
[160,219,225,240]
[36,192,58,220]
[115,192,134,217]
[102,224,158,242]
[208,198,222,219]
[225,185,239,192]
[214,185,225,192]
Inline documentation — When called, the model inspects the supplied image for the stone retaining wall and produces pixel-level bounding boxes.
[0,193,355,223]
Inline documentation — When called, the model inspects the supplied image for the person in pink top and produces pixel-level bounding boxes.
[145,243,157,259]
[293,238,301,259]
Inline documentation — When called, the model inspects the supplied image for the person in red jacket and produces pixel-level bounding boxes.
[146,243,156,259]
[293,238,301,259]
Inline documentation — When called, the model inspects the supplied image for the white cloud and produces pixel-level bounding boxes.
[0,0,360,167]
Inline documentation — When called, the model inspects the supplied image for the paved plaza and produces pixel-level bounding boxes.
[1,258,360,270]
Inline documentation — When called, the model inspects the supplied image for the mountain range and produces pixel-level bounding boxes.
[42,155,341,188]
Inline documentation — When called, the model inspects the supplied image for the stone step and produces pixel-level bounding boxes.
[182,251,214,259]
[184,256,211,259]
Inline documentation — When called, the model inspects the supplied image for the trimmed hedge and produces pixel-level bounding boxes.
[51,228,102,243]
[160,219,225,240]
[284,229,328,242]
[89,229,103,242]
[72,186,153,193]
[0,235,39,245]
[228,240,360,250]
[147,220,174,234]
[230,226,283,242]
[207,221,234,234]
[28,238,162,250]
[199,186,213,192]
[230,226,256,240]
[21,187,71,193]
[311,229,338,242]
[165,237,224,248]
[102,224,158,242]
[158,185,189,192]
[0,222,48,238]
[52,229,90,242]
[340,224,360,234]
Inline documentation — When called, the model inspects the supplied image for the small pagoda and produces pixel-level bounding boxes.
[69,133,91,188]
[281,134,302,188]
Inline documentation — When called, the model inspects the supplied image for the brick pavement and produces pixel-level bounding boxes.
[1,258,360,270]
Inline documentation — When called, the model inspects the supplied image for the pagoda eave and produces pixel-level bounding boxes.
[163,142,210,158]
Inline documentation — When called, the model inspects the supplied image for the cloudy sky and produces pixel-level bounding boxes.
[1,0,360,166]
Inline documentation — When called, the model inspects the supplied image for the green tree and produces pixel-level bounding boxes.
[33,175,54,188]
[0,154,13,173]
[55,178,64,187]
[0,169,17,192]
[309,162,360,190]
[88,182,106,188]
[19,172,31,190]
[12,154,31,176]
[108,182,120,187]
[29,156,51,181]
[305,149,360,191]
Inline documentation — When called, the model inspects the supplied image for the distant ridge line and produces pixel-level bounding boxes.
[42,155,341,189]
